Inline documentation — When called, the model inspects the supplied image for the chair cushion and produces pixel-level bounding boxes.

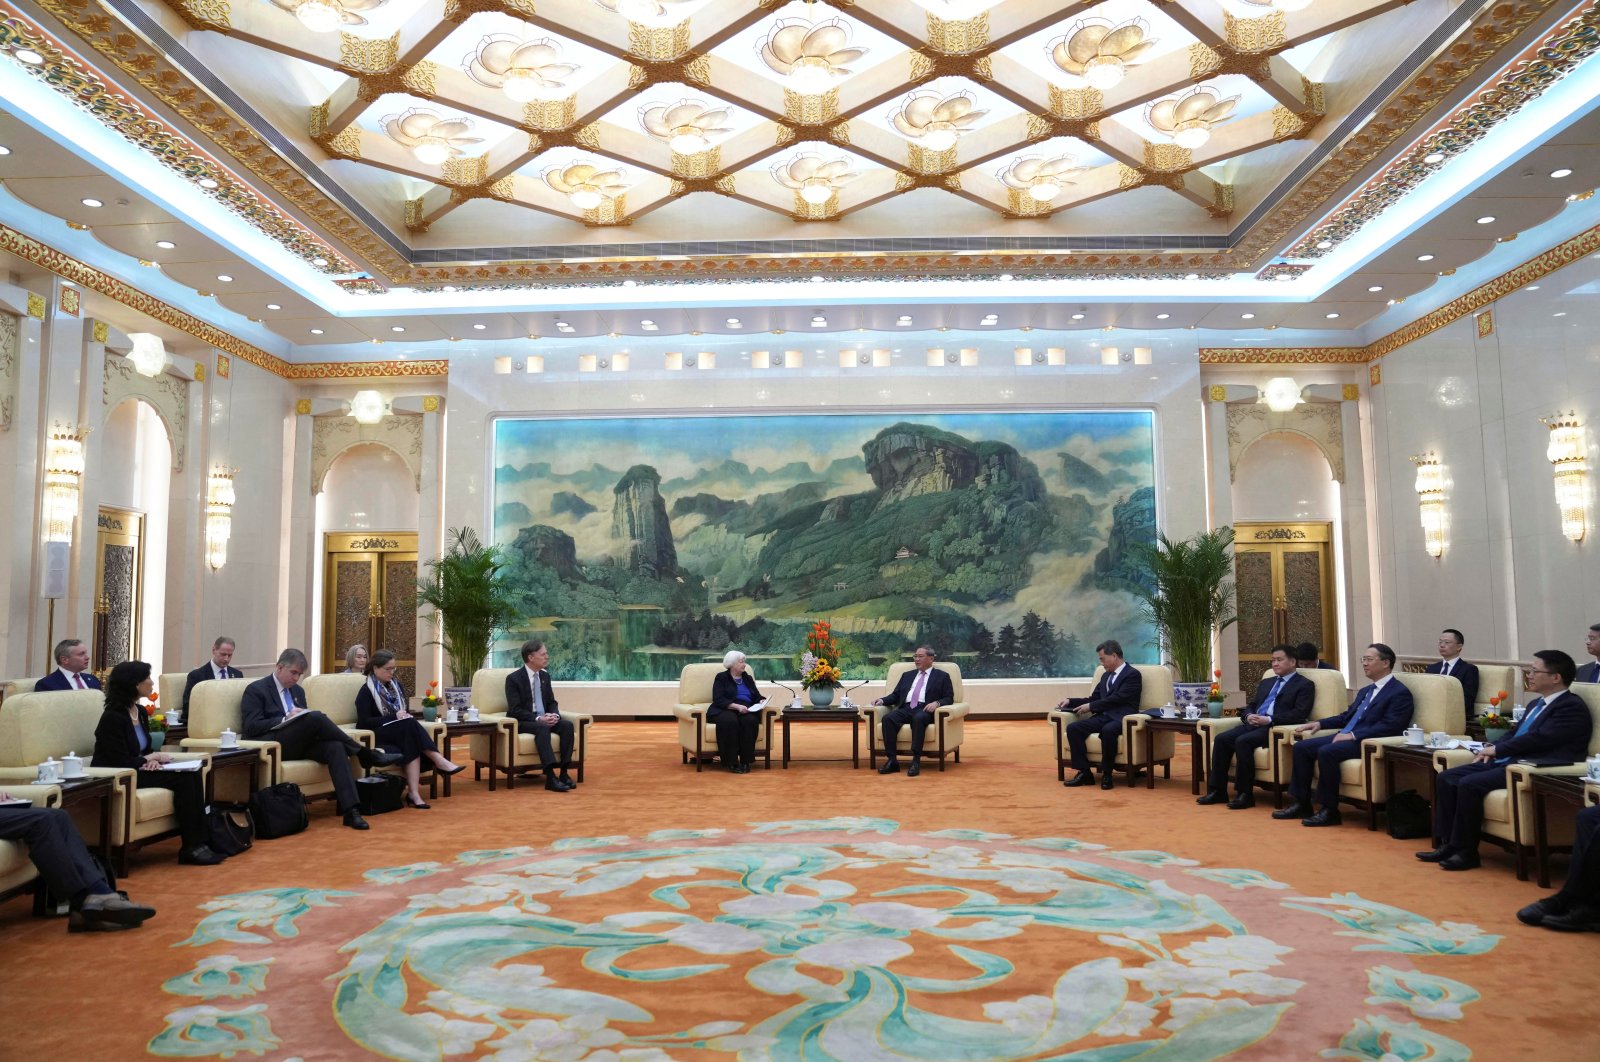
[301,674,367,727]
[134,787,175,824]
[1393,672,1465,736]
[187,679,251,740]
[0,691,104,766]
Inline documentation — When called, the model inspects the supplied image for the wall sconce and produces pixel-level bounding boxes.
[1410,451,1446,558]
[43,423,87,545]
[1542,412,1587,542]
[1261,376,1302,412]
[206,465,235,572]
[126,333,167,378]
[348,390,387,425]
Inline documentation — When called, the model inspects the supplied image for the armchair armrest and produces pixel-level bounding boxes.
[179,738,281,783]
[936,703,970,721]
[0,783,63,807]
[672,704,708,723]
[1195,717,1244,737]
[1432,748,1477,771]
[339,725,376,749]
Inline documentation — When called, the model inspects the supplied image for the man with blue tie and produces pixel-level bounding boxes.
[34,639,101,691]
[1197,644,1314,809]
[1060,640,1145,791]
[1577,624,1600,684]
[1425,629,1480,713]
[1418,649,1592,871]
[1274,642,1414,827]
[241,648,400,830]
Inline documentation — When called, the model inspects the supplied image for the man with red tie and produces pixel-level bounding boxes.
[874,646,955,778]
[33,639,101,691]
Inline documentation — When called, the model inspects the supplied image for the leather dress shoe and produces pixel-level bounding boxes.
[1271,801,1308,820]
[1099,774,1115,790]
[1439,852,1480,871]
[77,893,155,929]
[907,762,920,777]
[1517,896,1569,926]
[559,772,577,786]
[357,746,402,769]
[1063,771,1095,788]
[1226,793,1256,810]
[878,761,900,775]
[342,809,370,830]
[1301,809,1342,827]
[1195,790,1226,805]
[179,844,226,866]
[1540,904,1600,932]
[1415,847,1455,863]
[544,776,570,792]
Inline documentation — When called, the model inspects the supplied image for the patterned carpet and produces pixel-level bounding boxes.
[3,722,1594,1059]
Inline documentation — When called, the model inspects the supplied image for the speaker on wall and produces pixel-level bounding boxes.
[43,540,69,599]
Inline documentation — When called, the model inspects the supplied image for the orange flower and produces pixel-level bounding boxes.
[1499,690,1509,699]
[1214,669,1222,678]
[1489,694,1501,707]
[148,691,159,703]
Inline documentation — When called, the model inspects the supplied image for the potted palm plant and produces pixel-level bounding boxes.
[1130,527,1239,711]
[417,527,522,708]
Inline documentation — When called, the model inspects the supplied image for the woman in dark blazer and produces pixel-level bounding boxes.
[710,650,764,774]
[356,649,463,808]
[92,660,222,865]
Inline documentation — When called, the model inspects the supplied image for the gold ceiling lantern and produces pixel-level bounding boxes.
[270,0,384,32]
[1147,86,1239,150]
[382,109,484,166]
[639,99,731,155]
[889,90,986,151]
[759,17,867,96]
[1049,18,1158,91]
[465,36,578,104]
[544,161,629,210]
[770,153,860,205]
[997,154,1086,203]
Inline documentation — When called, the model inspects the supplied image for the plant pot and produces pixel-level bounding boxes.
[1484,727,1510,743]
[1173,683,1212,710]
[420,703,438,722]
[1207,700,1225,719]
[808,686,836,708]
[148,731,166,752]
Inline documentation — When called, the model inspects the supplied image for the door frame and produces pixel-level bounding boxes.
[1234,521,1338,679]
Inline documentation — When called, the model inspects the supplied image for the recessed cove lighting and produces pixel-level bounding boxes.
[197,177,218,189]
[390,326,405,333]
[1155,313,1170,320]
[1315,240,1332,249]
[1476,216,1496,224]
[810,275,825,283]
[896,316,912,325]
[155,240,175,249]
[1527,285,1540,291]
[80,198,102,208]
[15,49,43,65]
[1416,254,1435,262]
[1071,313,1085,320]
[1185,273,1199,281]
[310,328,324,335]
[0,145,10,155]
[1550,168,1573,179]
[1423,152,1444,164]
[1240,313,1256,320]
[998,274,1013,281]
[312,257,328,266]
[1554,312,1567,317]
[1325,312,1340,319]
[216,274,233,282]
[266,303,281,310]
[1367,285,1383,292]
[473,323,486,330]
[726,318,742,327]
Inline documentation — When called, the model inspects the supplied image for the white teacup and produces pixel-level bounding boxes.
[465,708,480,722]
[1404,727,1424,746]
[445,709,460,723]
[219,729,239,749]
[1429,731,1448,748]
[1588,765,1600,782]
[167,710,183,727]
[1511,706,1526,723]
[1182,706,1202,721]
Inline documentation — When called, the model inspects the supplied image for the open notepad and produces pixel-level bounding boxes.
[160,759,204,771]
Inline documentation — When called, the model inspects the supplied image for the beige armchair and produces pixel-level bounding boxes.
[0,690,211,873]
[1471,664,1519,721]
[672,663,780,771]
[1341,672,1464,830]
[466,669,594,788]
[0,678,36,706]
[1428,682,1600,879]
[864,661,970,771]
[304,673,445,796]
[0,783,63,907]
[1047,664,1174,786]
[1195,669,1348,807]
[158,672,189,718]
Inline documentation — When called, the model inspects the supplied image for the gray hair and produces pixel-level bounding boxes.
[344,644,368,669]
[277,647,309,670]
[722,649,746,668]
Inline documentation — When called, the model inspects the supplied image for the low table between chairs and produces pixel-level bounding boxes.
[1380,742,1444,845]
[1140,716,1204,793]
[443,720,502,793]
[780,709,861,768]
[1531,774,1589,888]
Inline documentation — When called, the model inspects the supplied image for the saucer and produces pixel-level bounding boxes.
[61,772,87,781]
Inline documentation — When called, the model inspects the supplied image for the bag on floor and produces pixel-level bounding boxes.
[206,802,254,856]
[356,773,406,816]
[249,782,308,839]
[1386,789,1432,839]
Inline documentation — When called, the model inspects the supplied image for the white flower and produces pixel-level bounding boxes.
[195,954,267,971]
[1162,996,1250,1031]
[1099,1000,1159,1037]
[1175,935,1292,972]
[410,883,519,909]
[163,1004,266,1027]
[585,1051,673,1062]
[424,990,504,1019]
[661,920,766,954]
[795,936,912,969]
[687,1022,744,1037]
[849,842,931,859]
[459,964,556,997]
[485,1013,623,1062]
[416,1013,497,1055]
[983,995,1053,1036]
[850,902,947,930]
[721,893,822,917]
[202,894,282,913]
[1225,970,1303,996]
[1124,960,1233,996]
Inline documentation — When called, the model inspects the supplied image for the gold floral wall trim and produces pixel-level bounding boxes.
[0,3,356,276]
[1198,346,1368,364]
[285,359,448,379]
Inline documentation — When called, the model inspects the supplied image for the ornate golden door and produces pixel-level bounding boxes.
[93,507,144,671]
[1234,522,1337,682]
[323,533,419,692]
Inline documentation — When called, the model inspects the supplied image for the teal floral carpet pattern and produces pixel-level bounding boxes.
[149,818,1494,1060]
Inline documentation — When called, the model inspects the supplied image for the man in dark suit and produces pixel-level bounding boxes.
[1520,802,1600,932]
[34,639,100,691]
[1295,642,1337,672]
[506,640,576,792]
[182,636,244,713]
[1425,628,1480,713]
[873,645,955,778]
[1578,624,1600,684]
[1275,642,1414,827]
[1059,639,1145,791]
[1419,649,1592,871]
[0,797,156,932]
[240,648,398,830]
[1197,643,1314,809]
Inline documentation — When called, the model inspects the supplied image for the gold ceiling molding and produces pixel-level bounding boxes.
[283,359,447,379]
[1198,346,1369,364]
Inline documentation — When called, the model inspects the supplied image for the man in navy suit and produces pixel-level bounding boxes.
[506,640,576,792]
[1419,649,1593,871]
[874,646,955,778]
[1425,629,1480,713]
[182,636,244,713]
[1275,642,1414,827]
[241,648,398,830]
[1520,802,1600,932]
[34,639,100,691]
[1578,624,1600,684]
[1060,640,1145,791]
[1295,642,1337,672]
[1198,643,1315,809]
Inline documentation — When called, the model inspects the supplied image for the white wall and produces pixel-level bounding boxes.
[1233,431,1340,522]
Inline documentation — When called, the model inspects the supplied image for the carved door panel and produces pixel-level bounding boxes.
[1233,523,1336,683]
[323,534,418,692]
[93,507,144,671]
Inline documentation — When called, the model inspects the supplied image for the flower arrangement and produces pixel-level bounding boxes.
[420,680,443,709]
[1208,669,1223,703]
[800,621,842,689]
[1480,692,1510,731]
[141,692,164,732]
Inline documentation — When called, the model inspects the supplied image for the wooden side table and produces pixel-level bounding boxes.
[780,709,861,768]
[53,775,116,870]
[1532,773,1589,888]
[204,747,263,805]
[1140,717,1203,794]
[1379,742,1443,845]
[442,721,501,794]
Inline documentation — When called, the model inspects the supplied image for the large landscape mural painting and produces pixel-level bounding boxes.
[490,412,1157,681]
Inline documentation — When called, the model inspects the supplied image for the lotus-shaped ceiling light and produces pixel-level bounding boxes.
[1240,0,1311,10]
[270,0,384,32]
[639,99,732,154]
[759,18,866,95]
[544,161,629,210]
[997,154,1086,203]
[593,0,680,16]
[1049,18,1157,90]
[382,108,484,166]
[465,36,578,104]
[770,154,860,205]
[1146,86,1239,149]
[889,90,987,152]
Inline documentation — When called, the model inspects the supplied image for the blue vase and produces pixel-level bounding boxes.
[808,686,836,708]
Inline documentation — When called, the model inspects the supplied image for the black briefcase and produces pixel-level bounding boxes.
[356,774,406,816]
[1386,789,1433,840]
[249,782,308,839]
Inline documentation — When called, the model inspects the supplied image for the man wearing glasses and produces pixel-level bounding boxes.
[1418,649,1592,871]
